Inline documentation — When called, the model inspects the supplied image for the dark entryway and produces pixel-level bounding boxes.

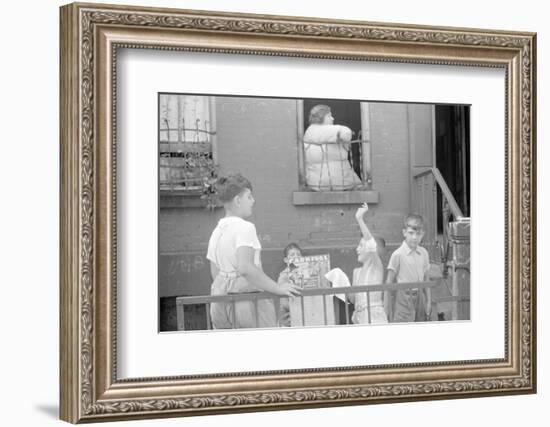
[435,105,470,232]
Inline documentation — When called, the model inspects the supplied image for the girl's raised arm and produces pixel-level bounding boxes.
[355,202,373,241]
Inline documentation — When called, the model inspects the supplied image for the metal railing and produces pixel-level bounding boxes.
[159,118,216,192]
[413,167,464,258]
[413,167,470,320]
[175,280,440,331]
[302,139,372,191]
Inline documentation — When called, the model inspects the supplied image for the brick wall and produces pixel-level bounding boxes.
[159,97,432,297]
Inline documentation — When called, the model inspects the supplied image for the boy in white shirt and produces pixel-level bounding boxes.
[385,214,432,322]
[207,173,300,329]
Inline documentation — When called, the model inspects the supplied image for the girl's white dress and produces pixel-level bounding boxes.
[351,257,388,325]
[303,124,362,191]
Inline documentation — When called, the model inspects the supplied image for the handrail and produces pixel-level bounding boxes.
[176,281,439,306]
[414,167,464,219]
[413,167,470,321]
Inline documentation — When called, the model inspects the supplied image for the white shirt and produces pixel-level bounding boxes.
[206,216,262,275]
[387,241,429,284]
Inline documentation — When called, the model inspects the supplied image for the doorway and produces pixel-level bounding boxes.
[435,105,470,232]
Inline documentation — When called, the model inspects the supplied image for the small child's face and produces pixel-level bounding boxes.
[284,248,302,264]
[403,225,424,249]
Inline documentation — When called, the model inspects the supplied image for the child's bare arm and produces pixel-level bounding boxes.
[236,246,301,296]
[210,261,219,280]
[355,203,373,241]
[386,269,396,284]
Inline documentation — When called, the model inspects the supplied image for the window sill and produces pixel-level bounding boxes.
[292,190,379,205]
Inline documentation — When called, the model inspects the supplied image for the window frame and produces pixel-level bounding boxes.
[159,95,218,208]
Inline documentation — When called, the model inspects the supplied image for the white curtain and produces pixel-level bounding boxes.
[159,95,211,143]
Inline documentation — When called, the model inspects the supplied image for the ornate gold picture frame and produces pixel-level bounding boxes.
[60,2,536,423]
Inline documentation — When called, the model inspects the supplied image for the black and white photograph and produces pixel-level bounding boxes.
[158,94,471,332]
